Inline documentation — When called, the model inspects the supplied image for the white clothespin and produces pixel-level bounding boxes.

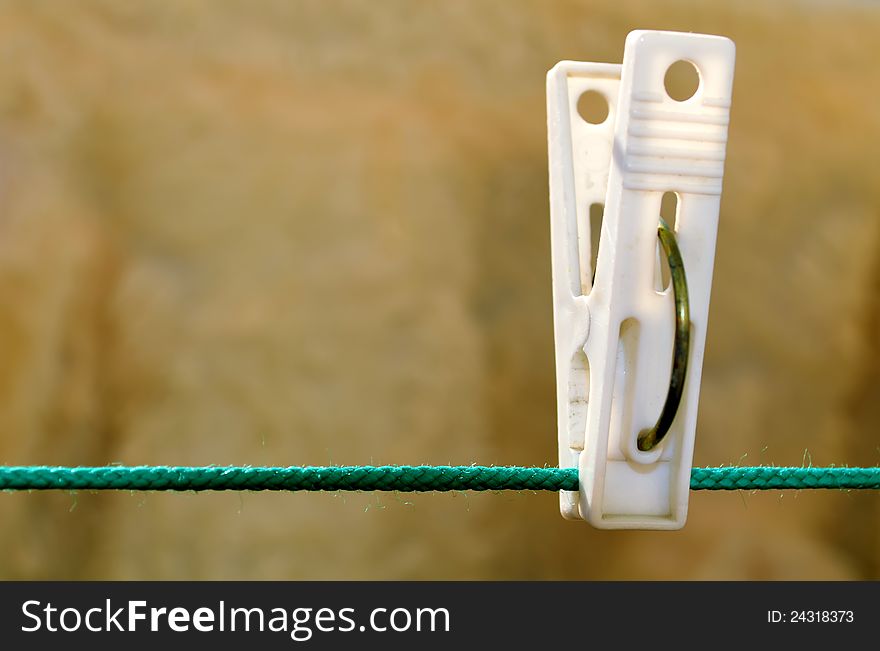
[547,30,735,529]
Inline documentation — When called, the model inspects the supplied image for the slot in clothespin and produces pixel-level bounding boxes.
[547,30,735,529]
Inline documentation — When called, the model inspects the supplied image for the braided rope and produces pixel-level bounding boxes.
[0,465,576,492]
[0,465,879,492]
[690,466,880,491]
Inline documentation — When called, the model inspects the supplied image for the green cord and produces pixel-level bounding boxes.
[0,465,878,492]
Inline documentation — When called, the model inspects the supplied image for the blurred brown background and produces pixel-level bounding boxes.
[0,0,878,579]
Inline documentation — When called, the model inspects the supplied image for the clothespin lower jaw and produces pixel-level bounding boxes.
[547,31,735,530]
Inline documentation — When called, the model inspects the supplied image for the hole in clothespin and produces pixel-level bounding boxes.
[663,60,700,102]
[588,202,604,289]
[576,90,609,124]
[654,192,678,291]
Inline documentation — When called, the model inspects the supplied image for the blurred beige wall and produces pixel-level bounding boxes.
[0,0,878,579]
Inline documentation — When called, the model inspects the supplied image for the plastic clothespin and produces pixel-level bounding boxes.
[547,30,735,529]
